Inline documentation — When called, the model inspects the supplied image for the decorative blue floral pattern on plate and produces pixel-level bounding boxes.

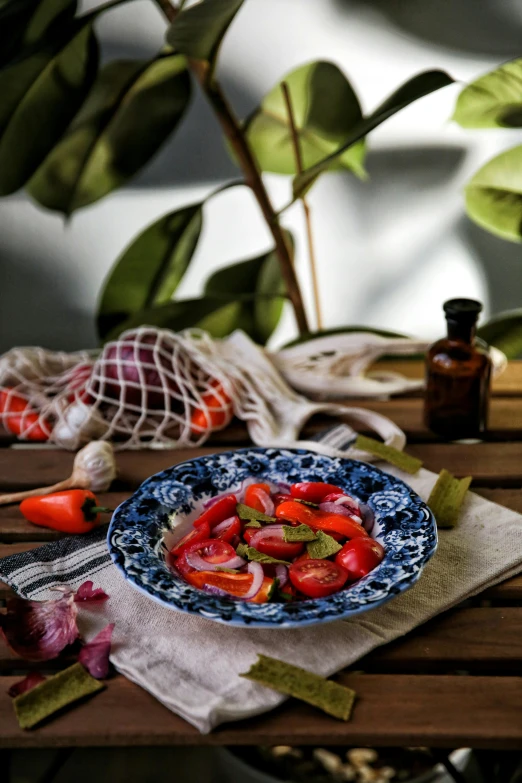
[108,448,437,628]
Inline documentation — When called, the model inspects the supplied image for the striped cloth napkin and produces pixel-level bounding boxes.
[1,428,522,733]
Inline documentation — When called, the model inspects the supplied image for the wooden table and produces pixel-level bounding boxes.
[1,360,522,751]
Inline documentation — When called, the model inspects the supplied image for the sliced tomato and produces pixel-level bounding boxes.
[311,512,369,540]
[193,494,238,529]
[290,482,345,504]
[212,515,241,543]
[243,527,257,545]
[186,571,253,596]
[335,538,385,581]
[292,550,312,565]
[244,483,272,513]
[249,527,304,560]
[275,500,315,526]
[272,492,294,507]
[248,576,276,603]
[170,520,211,557]
[289,558,349,598]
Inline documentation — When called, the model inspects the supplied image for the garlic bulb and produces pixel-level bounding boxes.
[52,402,109,450]
[0,441,117,506]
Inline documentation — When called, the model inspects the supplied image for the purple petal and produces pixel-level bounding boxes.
[8,671,46,698]
[74,581,109,603]
[0,593,79,662]
[78,623,114,679]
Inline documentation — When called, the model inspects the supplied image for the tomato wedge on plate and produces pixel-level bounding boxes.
[249,527,304,560]
[173,538,236,577]
[335,538,385,581]
[244,483,272,513]
[290,482,345,503]
[212,515,241,543]
[193,495,238,529]
[170,520,211,557]
[289,558,349,598]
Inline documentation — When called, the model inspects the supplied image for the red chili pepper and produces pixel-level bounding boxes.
[20,490,113,534]
[0,388,49,442]
[193,494,238,529]
[290,482,345,504]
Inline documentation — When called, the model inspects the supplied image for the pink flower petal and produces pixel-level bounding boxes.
[78,623,114,679]
[8,672,46,698]
[74,581,109,603]
[0,593,79,662]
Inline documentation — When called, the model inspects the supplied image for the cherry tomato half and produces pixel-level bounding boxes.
[193,494,238,529]
[249,527,304,560]
[174,538,235,577]
[335,538,385,581]
[212,515,241,543]
[170,520,211,556]
[290,482,345,504]
[289,559,349,598]
[244,483,272,513]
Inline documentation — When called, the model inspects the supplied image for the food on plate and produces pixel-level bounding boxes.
[167,480,385,604]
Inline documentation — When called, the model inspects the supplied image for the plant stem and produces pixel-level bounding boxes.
[152,0,310,334]
[281,82,323,330]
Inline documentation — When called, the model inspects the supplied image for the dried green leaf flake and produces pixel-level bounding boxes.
[244,519,262,529]
[236,503,276,523]
[241,654,356,721]
[307,530,342,559]
[428,469,472,529]
[13,663,104,730]
[283,524,317,542]
[355,435,423,474]
[236,543,290,566]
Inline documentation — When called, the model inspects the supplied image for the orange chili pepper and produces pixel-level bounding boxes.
[20,490,113,534]
[0,388,49,441]
[190,381,233,434]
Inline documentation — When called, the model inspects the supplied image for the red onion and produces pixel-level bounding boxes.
[203,585,240,599]
[250,525,284,549]
[323,492,361,514]
[242,562,264,599]
[1,592,79,662]
[78,623,114,679]
[186,551,246,572]
[275,564,288,588]
[212,516,238,536]
[319,501,353,518]
[359,502,375,533]
[255,489,275,516]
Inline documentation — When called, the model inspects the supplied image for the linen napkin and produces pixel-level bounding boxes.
[1,458,522,733]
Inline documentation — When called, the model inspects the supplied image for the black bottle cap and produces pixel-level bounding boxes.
[443,298,482,325]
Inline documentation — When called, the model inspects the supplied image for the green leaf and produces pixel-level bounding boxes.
[166,0,244,63]
[453,59,522,128]
[203,233,291,344]
[244,60,366,178]
[27,52,192,214]
[97,203,203,340]
[0,0,75,67]
[293,70,454,198]
[465,145,522,242]
[281,325,412,349]
[0,22,98,196]
[477,310,522,359]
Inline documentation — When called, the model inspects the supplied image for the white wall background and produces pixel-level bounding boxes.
[1,0,522,352]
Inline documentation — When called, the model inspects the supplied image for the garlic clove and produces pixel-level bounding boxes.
[71,441,117,493]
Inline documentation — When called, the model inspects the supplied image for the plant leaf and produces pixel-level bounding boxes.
[477,310,522,359]
[0,0,76,68]
[0,22,98,196]
[204,233,291,344]
[97,203,203,340]
[453,59,522,128]
[166,0,244,63]
[465,145,522,242]
[293,70,454,198]
[27,52,192,214]
[244,60,366,178]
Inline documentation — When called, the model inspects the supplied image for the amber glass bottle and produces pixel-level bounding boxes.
[424,299,491,440]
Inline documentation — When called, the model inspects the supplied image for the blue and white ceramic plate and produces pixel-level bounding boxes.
[108,448,437,628]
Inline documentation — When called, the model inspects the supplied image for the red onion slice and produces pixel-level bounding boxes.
[186,551,246,571]
[242,562,264,599]
[275,564,288,588]
[255,489,275,516]
[319,501,352,517]
[250,524,284,548]
[212,516,237,536]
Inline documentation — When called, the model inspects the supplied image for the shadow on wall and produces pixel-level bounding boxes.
[335,0,522,57]
[0,242,97,354]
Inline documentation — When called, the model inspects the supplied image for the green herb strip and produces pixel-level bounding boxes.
[428,468,472,528]
[13,663,104,730]
[282,524,317,542]
[237,543,290,566]
[294,498,320,508]
[307,530,342,559]
[241,654,356,721]
[355,434,423,475]
[244,519,262,529]
[236,503,276,523]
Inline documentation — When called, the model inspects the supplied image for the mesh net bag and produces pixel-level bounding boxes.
[0,326,406,458]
